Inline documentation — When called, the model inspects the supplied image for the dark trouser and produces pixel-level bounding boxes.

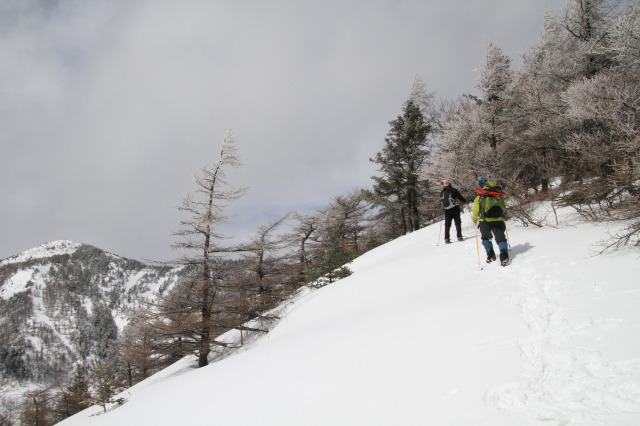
[443,207,462,240]
[478,221,508,255]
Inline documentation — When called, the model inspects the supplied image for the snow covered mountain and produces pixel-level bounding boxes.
[59,205,640,426]
[0,240,185,395]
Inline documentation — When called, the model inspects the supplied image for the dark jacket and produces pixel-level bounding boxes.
[440,185,467,210]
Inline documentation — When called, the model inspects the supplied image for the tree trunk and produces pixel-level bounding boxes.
[541,179,549,193]
[198,280,211,367]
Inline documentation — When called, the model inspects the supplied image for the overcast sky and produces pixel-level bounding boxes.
[1,0,567,262]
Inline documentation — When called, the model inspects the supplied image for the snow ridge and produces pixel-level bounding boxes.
[1,240,82,265]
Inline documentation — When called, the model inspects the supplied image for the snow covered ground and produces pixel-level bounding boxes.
[60,204,640,426]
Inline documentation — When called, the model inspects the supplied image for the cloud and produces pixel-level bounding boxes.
[0,0,566,260]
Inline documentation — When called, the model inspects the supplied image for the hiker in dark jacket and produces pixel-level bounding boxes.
[439,179,467,244]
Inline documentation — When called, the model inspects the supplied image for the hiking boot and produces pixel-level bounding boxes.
[500,250,509,266]
[457,236,464,242]
[486,250,496,263]
[445,238,451,244]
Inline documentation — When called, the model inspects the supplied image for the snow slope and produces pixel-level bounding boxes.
[60,205,640,426]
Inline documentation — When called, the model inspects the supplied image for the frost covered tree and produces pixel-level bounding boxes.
[561,2,640,243]
[408,76,458,221]
[492,0,618,192]
[409,74,438,130]
[555,0,619,180]
[307,190,373,283]
[424,99,487,190]
[562,1,639,169]
[456,40,517,187]
[166,129,248,367]
[606,3,640,65]
[425,0,638,233]
[287,212,319,285]
[368,99,431,235]
[423,47,510,198]
[426,42,514,193]
[504,19,570,193]
[563,0,613,76]
[242,214,292,313]
[320,190,371,254]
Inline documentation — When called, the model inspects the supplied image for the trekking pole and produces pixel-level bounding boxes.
[505,220,511,249]
[474,221,481,268]
[436,214,443,246]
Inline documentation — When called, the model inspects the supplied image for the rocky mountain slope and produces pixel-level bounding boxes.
[0,241,185,394]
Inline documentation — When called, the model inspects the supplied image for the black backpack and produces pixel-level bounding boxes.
[440,187,459,210]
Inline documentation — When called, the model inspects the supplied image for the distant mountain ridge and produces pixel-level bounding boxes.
[1,240,85,266]
[0,240,185,395]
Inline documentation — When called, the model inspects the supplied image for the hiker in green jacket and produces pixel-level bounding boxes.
[471,177,509,266]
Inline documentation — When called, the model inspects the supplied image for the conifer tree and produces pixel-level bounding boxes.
[368,100,431,235]
[54,366,91,421]
[88,363,122,413]
[311,229,352,285]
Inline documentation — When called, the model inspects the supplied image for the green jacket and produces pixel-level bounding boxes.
[471,195,507,223]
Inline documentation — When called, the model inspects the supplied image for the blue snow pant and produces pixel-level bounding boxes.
[479,221,508,255]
